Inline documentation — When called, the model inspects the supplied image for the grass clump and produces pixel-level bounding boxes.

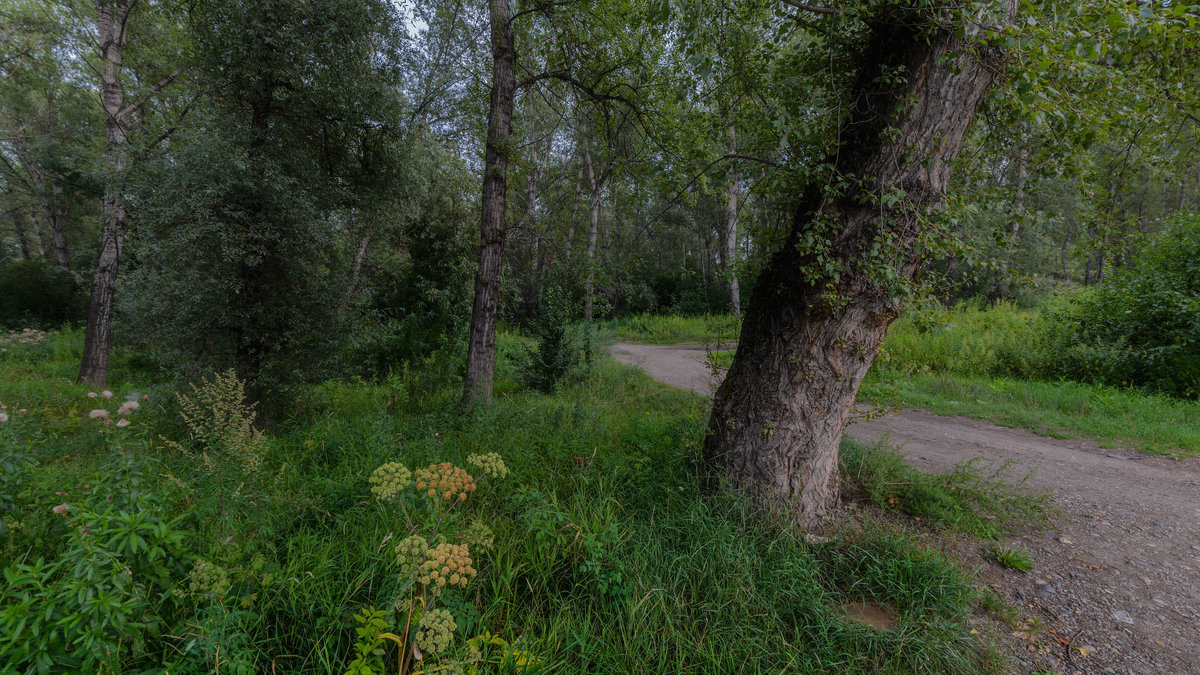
[987,545,1033,572]
[839,439,1050,539]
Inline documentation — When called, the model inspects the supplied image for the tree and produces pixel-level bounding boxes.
[78,0,182,386]
[463,0,516,406]
[121,0,410,399]
[704,0,1018,526]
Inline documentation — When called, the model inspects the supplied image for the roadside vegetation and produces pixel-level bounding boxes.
[0,329,1039,674]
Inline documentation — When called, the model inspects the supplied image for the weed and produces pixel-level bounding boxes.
[988,545,1033,572]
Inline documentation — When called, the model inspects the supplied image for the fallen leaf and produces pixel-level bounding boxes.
[1077,647,1091,657]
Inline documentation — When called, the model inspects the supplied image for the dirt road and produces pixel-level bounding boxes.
[611,342,1200,675]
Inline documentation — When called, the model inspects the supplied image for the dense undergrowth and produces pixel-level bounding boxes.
[0,329,1019,674]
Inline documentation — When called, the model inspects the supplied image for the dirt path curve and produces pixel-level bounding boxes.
[611,342,1200,675]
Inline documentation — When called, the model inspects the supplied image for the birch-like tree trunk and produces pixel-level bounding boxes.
[582,139,602,322]
[463,0,515,405]
[79,0,136,386]
[706,1,1015,528]
[996,134,1027,298]
[725,127,741,316]
[522,92,541,308]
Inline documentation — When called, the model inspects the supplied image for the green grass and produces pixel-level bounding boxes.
[840,439,1050,540]
[987,546,1033,573]
[595,313,739,345]
[860,369,1200,457]
[0,330,1021,674]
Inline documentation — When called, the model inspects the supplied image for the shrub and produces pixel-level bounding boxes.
[0,261,86,329]
[1049,213,1200,398]
[518,287,591,393]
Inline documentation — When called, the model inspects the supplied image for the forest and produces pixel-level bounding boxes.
[1,0,1198,673]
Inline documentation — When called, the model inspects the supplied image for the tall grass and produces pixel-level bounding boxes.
[0,330,1013,673]
[596,313,739,345]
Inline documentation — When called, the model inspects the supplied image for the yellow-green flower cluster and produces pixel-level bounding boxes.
[419,542,475,590]
[369,462,412,501]
[415,608,457,655]
[466,452,509,479]
[176,560,231,602]
[394,534,429,578]
[458,520,494,552]
[414,462,476,502]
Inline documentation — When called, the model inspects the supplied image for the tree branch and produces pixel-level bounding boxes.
[117,66,183,121]
[779,0,841,17]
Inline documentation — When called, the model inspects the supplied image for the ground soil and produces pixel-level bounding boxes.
[611,342,1200,675]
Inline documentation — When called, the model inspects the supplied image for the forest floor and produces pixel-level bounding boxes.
[611,342,1200,675]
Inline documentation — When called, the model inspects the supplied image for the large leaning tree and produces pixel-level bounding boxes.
[705,0,1018,527]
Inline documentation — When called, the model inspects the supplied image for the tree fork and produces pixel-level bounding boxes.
[704,2,1015,527]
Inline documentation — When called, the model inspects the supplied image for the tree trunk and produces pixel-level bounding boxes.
[564,157,583,260]
[13,141,70,270]
[582,139,601,322]
[725,127,741,316]
[996,135,1027,298]
[705,3,1014,528]
[463,0,515,405]
[340,222,372,313]
[522,92,541,310]
[11,207,32,261]
[79,0,135,387]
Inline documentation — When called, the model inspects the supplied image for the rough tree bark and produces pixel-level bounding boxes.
[582,139,602,322]
[725,127,741,316]
[705,2,1015,527]
[78,0,136,386]
[463,0,515,405]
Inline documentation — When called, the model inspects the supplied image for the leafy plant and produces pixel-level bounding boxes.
[0,455,190,673]
[518,287,592,393]
[349,453,512,674]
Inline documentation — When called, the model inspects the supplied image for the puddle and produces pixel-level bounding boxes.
[837,600,900,631]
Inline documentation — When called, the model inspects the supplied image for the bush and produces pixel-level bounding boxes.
[517,287,591,393]
[1049,213,1200,398]
[0,261,86,329]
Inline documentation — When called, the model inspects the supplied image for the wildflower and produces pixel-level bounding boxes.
[117,400,139,415]
[418,542,475,591]
[178,560,232,601]
[414,463,476,502]
[394,535,429,578]
[52,504,69,515]
[100,390,113,399]
[369,462,412,501]
[88,409,109,419]
[415,609,457,655]
[87,392,98,399]
[0,412,7,423]
[458,520,495,552]
[467,452,509,479]
[115,418,130,428]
